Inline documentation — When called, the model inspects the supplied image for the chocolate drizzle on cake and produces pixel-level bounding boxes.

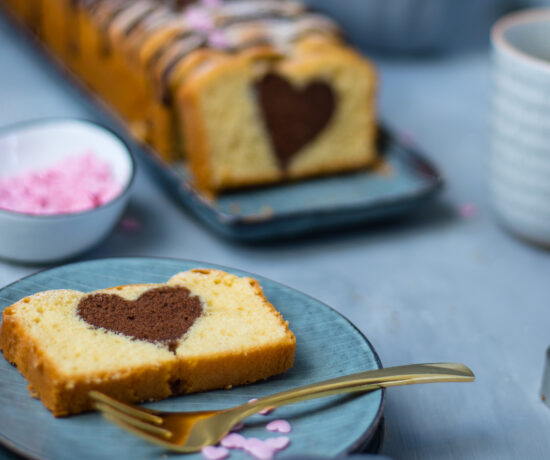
[255,73,336,169]
[78,0,339,102]
[172,0,199,9]
[77,286,203,352]
[91,1,132,56]
[109,2,160,42]
[125,8,174,53]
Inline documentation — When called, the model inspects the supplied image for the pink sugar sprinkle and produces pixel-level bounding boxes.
[243,438,275,460]
[118,217,141,233]
[399,130,417,146]
[201,396,293,460]
[265,420,291,434]
[0,152,121,215]
[248,398,274,416]
[264,436,290,451]
[201,446,230,460]
[185,6,214,32]
[220,433,246,449]
[459,203,477,219]
[208,30,228,49]
[231,421,244,432]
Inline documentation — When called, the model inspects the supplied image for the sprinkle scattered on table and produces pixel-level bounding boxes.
[118,216,141,232]
[243,438,276,460]
[221,433,246,449]
[265,420,292,434]
[201,445,230,460]
[248,398,274,415]
[264,437,290,451]
[459,203,477,219]
[231,421,244,432]
[399,130,417,146]
[202,416,292,460]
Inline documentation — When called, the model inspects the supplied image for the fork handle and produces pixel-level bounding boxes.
[241,362,474,417]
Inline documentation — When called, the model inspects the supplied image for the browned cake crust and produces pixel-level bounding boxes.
[0,269,296,416]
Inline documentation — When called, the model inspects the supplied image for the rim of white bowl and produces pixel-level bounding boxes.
[492,8,550,75]
[0,118,136,220]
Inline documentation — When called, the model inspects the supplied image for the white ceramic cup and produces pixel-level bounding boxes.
[491,8,550,246]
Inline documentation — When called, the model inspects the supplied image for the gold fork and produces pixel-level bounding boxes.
[90,362,474,452]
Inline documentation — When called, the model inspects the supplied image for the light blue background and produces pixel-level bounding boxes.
[1,6,550,460]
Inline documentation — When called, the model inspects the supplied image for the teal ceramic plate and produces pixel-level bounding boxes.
[0,258,384,460]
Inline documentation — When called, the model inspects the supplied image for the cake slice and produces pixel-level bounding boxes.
[0,269,296,416]
[179,35,377,191]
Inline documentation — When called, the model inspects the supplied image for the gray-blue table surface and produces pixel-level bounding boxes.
[0,13,549,460]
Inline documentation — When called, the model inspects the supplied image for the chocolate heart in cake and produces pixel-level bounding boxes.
[77,286,202,352]
[255,73,336,170]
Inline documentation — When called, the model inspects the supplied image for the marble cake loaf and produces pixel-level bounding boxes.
[1,0,377,193]
[0,269,296,416]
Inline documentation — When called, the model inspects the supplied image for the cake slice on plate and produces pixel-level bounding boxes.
[0,269,296,416]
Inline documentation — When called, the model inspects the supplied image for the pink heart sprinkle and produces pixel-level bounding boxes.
[399,130,417,146]
[220,433,246,449]
[265,420,291,434]
[185,7,214,31]
[201,445,230,460]
[243,438,275,460]
[118,217,141,232]
[264,436,290,451]
[208,30,228,49]
[248,398,274,416]
[459,203,477,219]
[231,421,244,432]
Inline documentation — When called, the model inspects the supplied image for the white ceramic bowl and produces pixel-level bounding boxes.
[0,119,135,263]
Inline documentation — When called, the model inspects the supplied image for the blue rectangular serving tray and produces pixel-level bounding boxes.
[137,126,443,241]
